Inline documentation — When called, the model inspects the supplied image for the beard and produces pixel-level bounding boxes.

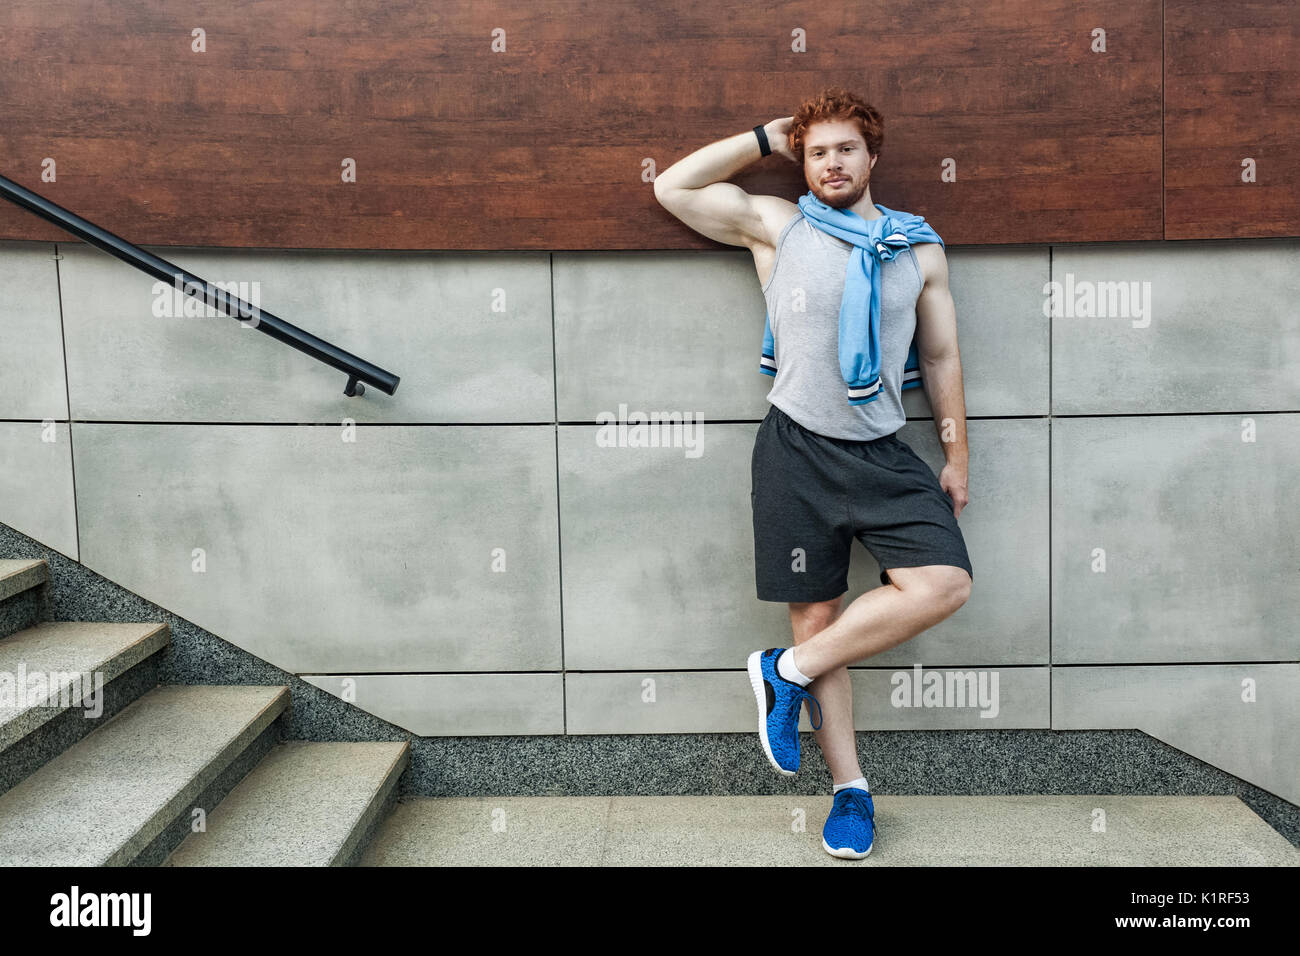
[813,173,868,208]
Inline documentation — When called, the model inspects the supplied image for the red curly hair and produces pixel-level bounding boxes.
[788,87,885,162]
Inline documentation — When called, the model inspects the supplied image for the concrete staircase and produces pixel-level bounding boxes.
[4,556,1296,867]
[0,558,408,866]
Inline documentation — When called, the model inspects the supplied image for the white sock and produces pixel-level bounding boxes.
[776,647,812,686]
[834,776,870,794]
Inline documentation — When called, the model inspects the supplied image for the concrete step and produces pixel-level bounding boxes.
[0,683,288,866]
[0,559,47,603]
[360,794,1300,866]
[0,559,49,639]
[165,740,409,866]
[0,621,169,751]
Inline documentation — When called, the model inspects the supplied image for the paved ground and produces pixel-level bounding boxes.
[360,794,1300,866]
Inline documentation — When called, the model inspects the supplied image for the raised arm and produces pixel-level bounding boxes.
[654,118,796,249]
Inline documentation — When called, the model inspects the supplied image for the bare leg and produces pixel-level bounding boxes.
[789,594,863,786]
[792,566,972,681]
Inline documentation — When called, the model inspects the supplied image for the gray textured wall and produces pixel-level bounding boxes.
[1,236,1296,805]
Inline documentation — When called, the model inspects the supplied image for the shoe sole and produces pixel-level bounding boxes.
[822,837,873,860]
[747,650,795,776]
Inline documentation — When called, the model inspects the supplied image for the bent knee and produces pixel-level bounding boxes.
[893,566,971,611]
[788,594,844,635]
[949,571,972,609]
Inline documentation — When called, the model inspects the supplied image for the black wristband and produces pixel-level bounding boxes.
[753,124,771,157]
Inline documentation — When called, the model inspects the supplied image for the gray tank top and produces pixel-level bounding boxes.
[762,208,924,441]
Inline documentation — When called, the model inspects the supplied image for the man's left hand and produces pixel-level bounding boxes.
[939,464,969,520]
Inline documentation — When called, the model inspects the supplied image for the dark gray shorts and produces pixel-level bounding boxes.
[751,403,973,603]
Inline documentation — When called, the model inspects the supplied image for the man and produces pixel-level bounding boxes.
[653,87,974,860]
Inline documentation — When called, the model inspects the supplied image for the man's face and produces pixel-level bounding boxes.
[803,119,877,209]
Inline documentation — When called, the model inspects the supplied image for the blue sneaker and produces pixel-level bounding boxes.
[746,648,823,776]
[822,787,877,859]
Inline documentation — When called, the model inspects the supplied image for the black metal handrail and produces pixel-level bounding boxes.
[0,173,399,397]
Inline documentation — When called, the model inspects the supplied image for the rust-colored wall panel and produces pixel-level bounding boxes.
[1165,0,1300,239]
[0,0,1165,250]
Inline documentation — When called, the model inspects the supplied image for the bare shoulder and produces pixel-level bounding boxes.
[749,195,799,249]
[746,196,800,289]
[910,241,949,286]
